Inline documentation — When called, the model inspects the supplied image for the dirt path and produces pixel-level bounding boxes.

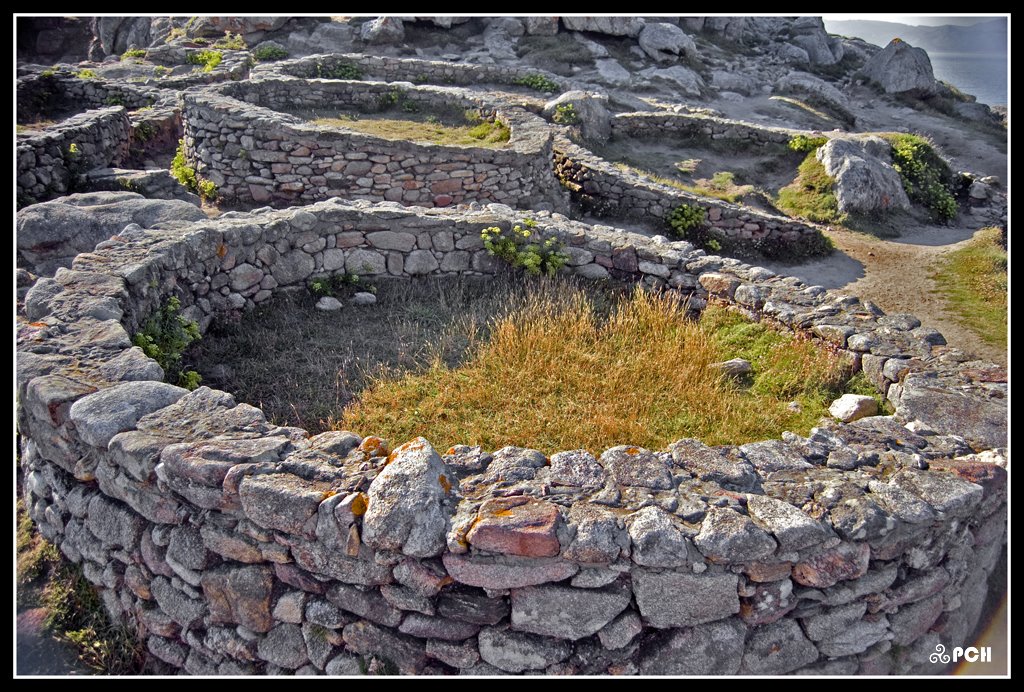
[763,223,1006,366]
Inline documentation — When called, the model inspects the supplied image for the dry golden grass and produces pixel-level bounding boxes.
[335,282,856,453]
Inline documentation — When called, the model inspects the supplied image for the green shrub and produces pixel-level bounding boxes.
[481,220,569,276]
[104,94,126,107]
[885,133,958,221]
[153,65,171,78]
[171,138,217,201]
[121,48,147,60]
[213,32,246,50]
[552,102,581,125]
[787,134,829,153]
[132,296,202,390]
[309,273,363,298]
[316,61,362,80]
[187,49,223,72]
[513,73,560,93]
[665,204,707,239]
[253,43,289,61]
[76,69,99,79]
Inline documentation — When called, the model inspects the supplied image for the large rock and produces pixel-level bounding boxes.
[745,494,830,551]
[17,192,205,275]
[510,581,632,640]
[638,22,697,63]
[542,91,611,143]
[789,17,841,66]
[638,65,705,96]
[693,507,777,562]
[816,138,911,216]
[860,38,938,96]
[892,372,1007,449]
[360,17,405,45]
[70,381,188,449]
[362,438,453,557]
[562,16,645,38]
[774,72,854,122]
[84,168,202,205]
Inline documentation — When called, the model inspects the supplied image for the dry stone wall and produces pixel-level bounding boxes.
[182,79,566,212]
[553,136,828,255]
[610,111,803,145]
[17,199,1006,676]
[17,107,132,208]
[253,52,569,93]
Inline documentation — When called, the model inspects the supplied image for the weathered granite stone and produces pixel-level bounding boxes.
[257,623,309,669]
[599,445,673,490]
[694,507,777,563]
[626,506,691,567]
[70,382,187,448]
[638,618,747,675]
[741,619,819,674]
[477,627,572,673]
[201,564,274,633]
[442,553,578,590]
[632,570,740,628]
[511,580,631,640]
[792,542,870,588]
[746,494,829,551]
[466,496,561,558]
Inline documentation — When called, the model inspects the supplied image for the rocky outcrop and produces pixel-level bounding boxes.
[774,72,855,123]
[562,16,645,38]
[638,23,697,63]
[816,137,911,216]
[859,38,938,96]
[543,91,611,143]
[16,192,205,276]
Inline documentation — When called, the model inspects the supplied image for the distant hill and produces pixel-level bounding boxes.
[824,17,1007,55]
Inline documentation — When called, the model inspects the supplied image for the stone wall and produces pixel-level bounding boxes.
[553,137,829,256]
[181,79,566,212]
[610,111,804,145]
[18,199,1006,676]
[16,72,183,199]
[16,106,132,208]
[254,52,568,94]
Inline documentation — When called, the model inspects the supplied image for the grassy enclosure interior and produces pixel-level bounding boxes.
[190,275,880,454]
[306,104,510,147]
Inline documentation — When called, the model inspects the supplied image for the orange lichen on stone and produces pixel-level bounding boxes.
[349,493,368,516]
[359,436,389,458]
[217,242,228,258]
[465,496,561,557]
[625,447,640,455]
[439,474,452,494]
[321,489,337,502]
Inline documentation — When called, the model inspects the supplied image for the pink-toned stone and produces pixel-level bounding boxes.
[201,564,275,633]
[698,272,740,299]
[433,194,453,207]
[745,561,794,583]
[792,542,870,588]
[466,496,561,557]
[431,178,462,194]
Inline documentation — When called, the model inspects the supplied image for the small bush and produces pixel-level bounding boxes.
[552,102,582,125]
[310,273,362,298]
[213,31,246,50]
[253,43,289,61]
[76,69,98,79]
[121,48,147,60]
[885,133,958,221]
[187,49,223,72]
[171,138,217,202]
[665,204,707,239]
[104,94,126,107]
[316,61,362,80]
[513,73,560,93]
[132,295,202,390]
[153,65,171,78]
[481,220,569,276]
[788,134,829,153]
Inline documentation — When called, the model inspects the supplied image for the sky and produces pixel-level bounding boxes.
[822,14,1005,27]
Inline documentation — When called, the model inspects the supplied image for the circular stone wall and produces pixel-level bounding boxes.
[182,78,565,211]
[17,199,1006,675]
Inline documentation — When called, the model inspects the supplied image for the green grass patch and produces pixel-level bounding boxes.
[254,43,289,61]
[776,152,844,224]
[75,69,99,79]
[614,162,753,203]
[930,227,1007,350]
[120,48,147,60]
[213,31,246,50]
[313,114,510,147]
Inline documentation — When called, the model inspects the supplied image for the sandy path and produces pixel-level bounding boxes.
[762,223,1006,366]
